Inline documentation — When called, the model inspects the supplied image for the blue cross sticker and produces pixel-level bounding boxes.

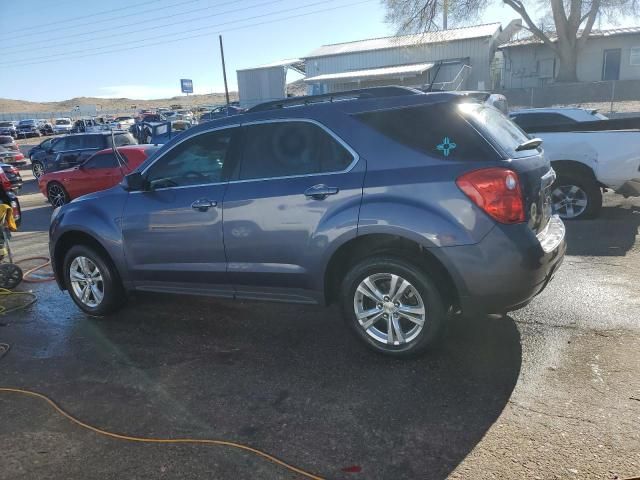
[436,137,457,157]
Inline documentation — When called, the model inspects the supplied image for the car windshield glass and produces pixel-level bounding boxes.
[0,122,12,127]
[19,120,35,125]
[459,102,532,157]
[56,120,70,125]
[0,137,13,144]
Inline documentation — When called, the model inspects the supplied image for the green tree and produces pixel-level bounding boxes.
[383,0,638,82]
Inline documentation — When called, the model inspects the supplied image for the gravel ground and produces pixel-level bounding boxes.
[0,156,638,480]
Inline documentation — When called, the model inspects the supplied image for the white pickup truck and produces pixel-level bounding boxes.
[510,107,640,219]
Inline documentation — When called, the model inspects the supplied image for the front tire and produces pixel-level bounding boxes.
[552,171,602,220]
[47,181,69,207]
[341,256,446,357]
[63,245,125,315]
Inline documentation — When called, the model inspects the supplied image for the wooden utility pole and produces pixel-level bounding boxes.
[219,35,230,107]
[443,0,448,30]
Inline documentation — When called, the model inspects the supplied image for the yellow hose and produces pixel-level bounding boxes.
[0,387,325,480]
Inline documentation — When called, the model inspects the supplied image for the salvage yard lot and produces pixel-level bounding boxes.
[1,164,639,479]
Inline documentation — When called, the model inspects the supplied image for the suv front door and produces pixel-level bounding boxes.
[121,126,240,295]
[223,119,363,303]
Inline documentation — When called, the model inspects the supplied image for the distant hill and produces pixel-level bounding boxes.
[0,81,308,114]
[0,92,238,114]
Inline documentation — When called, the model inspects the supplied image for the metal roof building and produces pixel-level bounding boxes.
[303,23,517,94]
[237,59,305,108]
[498,27,640,87]
[236,22,520,107]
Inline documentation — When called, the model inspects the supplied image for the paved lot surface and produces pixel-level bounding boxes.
[1,156,639,480]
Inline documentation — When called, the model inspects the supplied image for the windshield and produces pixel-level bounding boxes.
[19,120,36,125]
[459,102,533,157]
[0,122,13,127]
[115,116,132,121]
[56,119,71,125]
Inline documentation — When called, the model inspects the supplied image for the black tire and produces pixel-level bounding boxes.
[341,256,446,358]
[47,181,69,207]
[32,161,45,179]
[63,244,126,316]
[552,171,602,220]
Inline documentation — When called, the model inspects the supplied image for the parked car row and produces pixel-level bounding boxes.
[29,130,138,179]
[46,87,566,358]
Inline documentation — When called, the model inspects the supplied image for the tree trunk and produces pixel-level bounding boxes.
[555,41,579,82]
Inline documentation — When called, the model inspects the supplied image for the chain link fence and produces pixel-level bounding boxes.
[496,79,640,117]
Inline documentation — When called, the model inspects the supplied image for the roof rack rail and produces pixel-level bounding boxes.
[247,86,421,113]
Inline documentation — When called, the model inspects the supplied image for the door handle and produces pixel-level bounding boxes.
[191,198,217,211]
[304,184,339,200]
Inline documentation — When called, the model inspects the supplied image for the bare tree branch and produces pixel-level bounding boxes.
[503,0,558,52]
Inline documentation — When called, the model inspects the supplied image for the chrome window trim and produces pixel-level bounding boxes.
[229,118,359,184]
[137,118,359,191]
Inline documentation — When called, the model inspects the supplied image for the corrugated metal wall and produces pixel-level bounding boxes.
[501,34,640,88]
[305,37,494,93]
[237,66,287,108]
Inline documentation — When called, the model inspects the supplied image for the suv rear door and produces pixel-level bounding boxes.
[222,119,363,303]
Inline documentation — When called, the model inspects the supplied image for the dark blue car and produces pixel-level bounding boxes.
[49,87,565,357]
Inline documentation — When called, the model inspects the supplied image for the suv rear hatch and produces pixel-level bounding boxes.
[458,102,555,236]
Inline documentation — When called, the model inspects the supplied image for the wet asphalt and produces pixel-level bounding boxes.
[0,159,639,479]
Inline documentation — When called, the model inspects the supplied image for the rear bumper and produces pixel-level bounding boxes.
[441,216,566,316]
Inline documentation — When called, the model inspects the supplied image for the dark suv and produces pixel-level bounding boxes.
[31,131,137,178]
[49,87,565,357]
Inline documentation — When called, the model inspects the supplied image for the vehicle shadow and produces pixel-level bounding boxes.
[16,294,522,480]
[564,202,640,256]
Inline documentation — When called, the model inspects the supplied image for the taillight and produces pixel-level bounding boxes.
[456,168,525,224]
[0,172,11,191]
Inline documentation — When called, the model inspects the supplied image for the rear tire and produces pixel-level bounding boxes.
[63,245,126,316]
[552,171,602,220]
[341,256,446,358]
[32,161,45,179]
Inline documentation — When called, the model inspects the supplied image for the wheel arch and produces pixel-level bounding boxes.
[53,230,122,291]
[551,160,603,187]
[323,233,460,309]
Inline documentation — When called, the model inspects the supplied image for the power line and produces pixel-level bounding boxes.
[1,0,373,69]
[1,0,354,67]
[5,0,286,54]
[0,0,175,37]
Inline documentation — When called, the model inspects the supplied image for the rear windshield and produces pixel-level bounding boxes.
[354,102,495,161]
[0,122,13,127]
[115,116,132,121]
[458,103,533,157]
[110,132,137,147]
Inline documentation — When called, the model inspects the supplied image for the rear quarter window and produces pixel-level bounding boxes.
[354,103,495,161]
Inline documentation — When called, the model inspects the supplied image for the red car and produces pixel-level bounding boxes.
[38,145,159,207]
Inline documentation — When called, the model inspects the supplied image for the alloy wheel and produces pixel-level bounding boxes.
[69,256,104,308]
[353,273,427,346]
[48,184,67,207]
[32,162,44,179]
[552,184,588,219]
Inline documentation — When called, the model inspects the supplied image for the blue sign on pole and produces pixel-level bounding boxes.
[180,79,193,94]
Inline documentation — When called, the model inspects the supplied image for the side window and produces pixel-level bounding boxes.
[83,135,104,149]
[41,139,53,150]
[239,121,353,180]
[354,104,493,161]
[84,153,119,169]
[52,137,69,151]
[65,136,85,150]
[146,128,238,188]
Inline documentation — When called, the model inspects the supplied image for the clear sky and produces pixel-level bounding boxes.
[0,0,634,101]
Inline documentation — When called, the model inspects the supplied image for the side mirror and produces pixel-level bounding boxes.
[122,172,147,192]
